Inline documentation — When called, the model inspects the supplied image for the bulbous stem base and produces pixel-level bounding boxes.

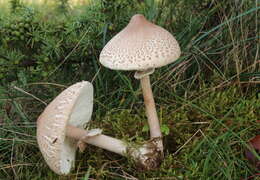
[128,137,164,170]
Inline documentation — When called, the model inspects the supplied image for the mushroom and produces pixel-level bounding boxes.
[37,81,162,175]
[99,14,181,156]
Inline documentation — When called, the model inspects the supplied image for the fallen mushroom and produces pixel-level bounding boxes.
[99,14,181,158]
[37,81,161,175]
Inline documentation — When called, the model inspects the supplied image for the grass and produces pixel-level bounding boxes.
[0,0,259,179]
[0,85,259,179]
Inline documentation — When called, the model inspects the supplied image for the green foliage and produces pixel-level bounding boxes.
[1,0,258,91]
[56,0,70,13]
[9,0,23,13]
[0,0,143,86]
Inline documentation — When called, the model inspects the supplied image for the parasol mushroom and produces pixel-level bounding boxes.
[99,14,181,156]
[37,81,162,175]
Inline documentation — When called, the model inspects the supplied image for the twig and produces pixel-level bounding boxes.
[48,27,91,77]
[173,129,203,156]
[0,163,34,170]
[13,86,47,106]
[10,138,18,179]
[26,82,67,88]
[243,173,260,180]
[0,127,36,138]
[107,172,138,180]
[176,122,210,125]
[91,67,101,83]
[0,138,36,146]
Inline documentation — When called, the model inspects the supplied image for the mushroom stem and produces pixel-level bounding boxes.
[66,125,126,155]
[140,75,163,151]
[66,125,163,169]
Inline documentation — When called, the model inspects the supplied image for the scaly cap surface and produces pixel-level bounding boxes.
[99,14,181,71]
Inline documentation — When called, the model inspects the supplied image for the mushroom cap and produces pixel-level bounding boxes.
[37,81,93,175]
[99,14,181,71]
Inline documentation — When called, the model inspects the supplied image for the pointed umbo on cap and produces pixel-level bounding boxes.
[99,14,181,71]
[37,81,93,175]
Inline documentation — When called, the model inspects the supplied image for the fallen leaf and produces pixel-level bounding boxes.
[245,135,260,170]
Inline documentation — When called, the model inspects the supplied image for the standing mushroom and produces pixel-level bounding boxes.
[37,81,162,175]
[99,14,181,156]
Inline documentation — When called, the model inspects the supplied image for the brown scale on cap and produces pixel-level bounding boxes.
[100,14,181,71]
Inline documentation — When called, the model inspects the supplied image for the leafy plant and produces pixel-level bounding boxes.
[9,0,23,13]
